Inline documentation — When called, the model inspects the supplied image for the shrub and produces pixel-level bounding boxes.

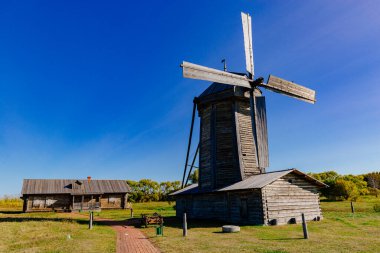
[374,204,380,212]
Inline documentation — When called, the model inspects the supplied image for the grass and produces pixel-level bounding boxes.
[141,197,380,253]
[0,209,115,253]
[1,197,379,252]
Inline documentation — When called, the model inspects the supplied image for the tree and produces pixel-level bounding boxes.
[331,179,360,201]
[188,169,199,184]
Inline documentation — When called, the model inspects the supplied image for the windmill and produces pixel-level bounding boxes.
[180,12,316,189]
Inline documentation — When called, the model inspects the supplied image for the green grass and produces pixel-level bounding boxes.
[0,209,115,253]
[141,197,380,253]
[95,201,176,220]
[1,197,379,253]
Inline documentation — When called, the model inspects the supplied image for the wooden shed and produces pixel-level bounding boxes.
[172,169,327,225]
[21,178,131,212]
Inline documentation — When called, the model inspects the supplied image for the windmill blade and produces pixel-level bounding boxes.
[181,61,252,88]
[241,12,254,77]
[261,75,316,104]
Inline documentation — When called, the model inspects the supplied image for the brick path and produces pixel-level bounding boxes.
[68,213,160,253]
[98,219,160,253]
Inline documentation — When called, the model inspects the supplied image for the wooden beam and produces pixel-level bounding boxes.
[241,12,254,76]
[263,75,316,104]
[182,61,252,88]
[181,101,197,188]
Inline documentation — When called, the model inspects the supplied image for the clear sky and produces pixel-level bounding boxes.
[1,0,380,195]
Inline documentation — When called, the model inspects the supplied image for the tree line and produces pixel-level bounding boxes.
[308,171,380,201]
[126,179,181,202]
[126,170,379,202]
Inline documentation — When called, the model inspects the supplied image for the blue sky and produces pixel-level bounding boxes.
[1,0,380,195]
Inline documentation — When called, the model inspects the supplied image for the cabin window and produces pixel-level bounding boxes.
[240,198,248,219]
[288,179,294,184]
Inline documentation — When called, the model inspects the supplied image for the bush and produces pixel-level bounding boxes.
[327,179,360,201]
[374,204,380,212]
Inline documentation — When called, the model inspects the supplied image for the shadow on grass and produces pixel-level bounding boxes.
[261,238,304,241]
[0,210,24,214]
[0,217,89,225]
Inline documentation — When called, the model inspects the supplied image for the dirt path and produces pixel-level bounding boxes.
[68,213,160,253]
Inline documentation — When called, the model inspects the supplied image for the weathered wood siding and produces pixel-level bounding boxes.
[227,189,264,224]
[255,96,269,168]
[175,190,264,224]
[24,193,127,212]
[215,101,241,188]
[100,194,125,209]
[263,173,322,225]
[25,195,71,212]
[199,105,213,190]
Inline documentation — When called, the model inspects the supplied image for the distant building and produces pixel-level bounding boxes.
[21,177,131,212]
[172,169,326,225]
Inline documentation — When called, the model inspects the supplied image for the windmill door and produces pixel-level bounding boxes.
[240,198,248,219]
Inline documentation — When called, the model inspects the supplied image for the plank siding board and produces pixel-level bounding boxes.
[255,96,269,168]
[263,173,322,225]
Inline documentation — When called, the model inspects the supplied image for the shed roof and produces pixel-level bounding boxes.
[171,169,327,196]
[21,179,131,195]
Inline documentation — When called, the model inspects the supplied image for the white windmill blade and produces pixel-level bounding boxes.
[241,12,254,77]
[181,61,252,89]
[261,75,316,104]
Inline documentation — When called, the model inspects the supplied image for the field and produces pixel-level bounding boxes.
[0,197,379,253]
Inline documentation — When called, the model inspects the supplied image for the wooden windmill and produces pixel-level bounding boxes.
[181,12,316,190]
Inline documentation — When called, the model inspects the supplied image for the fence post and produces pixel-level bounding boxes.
[351,201,355,214]
[183,213,187,237]
[89,212,93,230]
[301,213,308,239]
[131,208,134,218]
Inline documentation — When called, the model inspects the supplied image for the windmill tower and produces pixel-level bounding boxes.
[181,12,316,190]
[173,12,325,226]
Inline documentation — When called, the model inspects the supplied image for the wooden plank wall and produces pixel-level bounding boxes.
[175,193,227,220]
[215,101,241,188]
[26,195,71,212]
[100,194,124,209]
[262,173,322,225]
[255,96,269,168]
[175,190,264,225]
[199,106,213,190]
[236,100,261,177]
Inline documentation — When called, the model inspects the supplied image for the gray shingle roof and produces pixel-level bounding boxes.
[171,169,327,196]
[21,179,131,195]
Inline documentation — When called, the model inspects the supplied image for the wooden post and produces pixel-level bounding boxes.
[89,212,93,230]
[351,201,355,213]
[181,101,197,188]
[131,208,133,218]
[183,213,188,237]
[301,213,309,239]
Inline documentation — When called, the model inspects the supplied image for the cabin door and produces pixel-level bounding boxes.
[240,198,248,219]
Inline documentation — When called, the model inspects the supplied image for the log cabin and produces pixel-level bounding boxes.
[21,177,131,212]
[172,169,326,225]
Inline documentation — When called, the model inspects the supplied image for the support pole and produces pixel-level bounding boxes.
[89,212,93,230]
[301,213,309,239]
[184,142,200,186]
[351,201,355,214]
[181,101,197,188]
[131,208,134,218]
[183,213,188,237]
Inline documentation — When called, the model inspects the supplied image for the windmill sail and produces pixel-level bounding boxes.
[241,12,254,77]
[262,75,316,104]
[181,61,252,88]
